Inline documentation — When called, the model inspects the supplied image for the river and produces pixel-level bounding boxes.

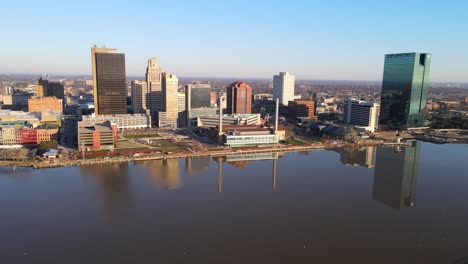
[0,142,467,263]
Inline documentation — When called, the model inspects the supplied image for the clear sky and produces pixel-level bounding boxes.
[1,0,468,82]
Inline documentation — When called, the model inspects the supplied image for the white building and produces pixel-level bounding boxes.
[83,113,151,130]
[197,113,261,128]
[343,99,380,132]
[273,72,295,105]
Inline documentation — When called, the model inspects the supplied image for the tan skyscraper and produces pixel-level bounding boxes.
[157,72,179,128]
[146,58,163,111]
[131,80,148,113]
[91,47,127,115]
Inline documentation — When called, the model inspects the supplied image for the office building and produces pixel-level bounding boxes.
[36,77,64,99]
[288,100,317,119]
[146,57,163,111]
[178,92,186,127]
[380,52,431,128]
[226,80,252,114]
[343,99,380,132]
[273,72,295,105]
[28,96,63,113]
[91,47,127,115]
[82,113,151,130]
[78,121,117,151]
[185,83,217,127]
[157,73,178,128]
[197,113,261,128]
[373,141,420,209]
[131,80,148,113]
[212,125,281,147]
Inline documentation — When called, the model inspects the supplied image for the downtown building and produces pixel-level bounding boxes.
[36,77,64,99]
[185,82,218,127]
[28,96,63,113]
[226,81,252,115]
[288,100,318,120]
[82,113,151,130]
[78,120,118,151]
[273,72,295,106]
[379,52,431,129]
[91,47,127,115]
[131,80,148,114]
[157,73,179,129]
[343,99,380,133]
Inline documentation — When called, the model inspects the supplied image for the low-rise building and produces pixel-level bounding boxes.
[211,124,284,147]
[288,100,317,119]
[28,96,63,113]
[36,124,59,142]
[82,113,151,129]
[197,113,261,128]
[78,121,117,151]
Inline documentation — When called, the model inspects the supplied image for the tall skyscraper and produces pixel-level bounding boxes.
[36,77,64,99]
[273,72,295,105]
[379,52,431,128]
[157,72,178,128]
[372,141,420,209]
[146,58,163,111]
[91,47,127,115]
[131,80,148,113]
[343,99,380,132]
[226,80,252,114]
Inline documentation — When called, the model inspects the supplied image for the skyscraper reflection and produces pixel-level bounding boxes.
[80,163,131,209]
[337,146,376,168]
[147,159,181,190]
[372,141,420,209]
[185,157,211,175]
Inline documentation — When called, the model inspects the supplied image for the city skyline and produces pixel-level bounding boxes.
[1,1,468,82]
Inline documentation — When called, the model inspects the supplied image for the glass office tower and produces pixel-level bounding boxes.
[379,52,431,128]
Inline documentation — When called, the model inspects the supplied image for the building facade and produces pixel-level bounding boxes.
[343,99,380,132]
[28,96,63,113]
[82,113,151,129]
[131,80,148,113]
[146,57,163,111]
[273,72,295,106]
[36,77,64,99]
[226,81,252,115]
[91,47,127,115]
[380,52,431,128]
[157,73,179,128]
[288,100,317,119]
[78,121,116,151]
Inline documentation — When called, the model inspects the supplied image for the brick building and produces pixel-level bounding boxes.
[28,96,63,113]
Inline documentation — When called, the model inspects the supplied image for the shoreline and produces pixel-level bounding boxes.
[0,141,418,170]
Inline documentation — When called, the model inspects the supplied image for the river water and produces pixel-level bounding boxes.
[0,142,467,263]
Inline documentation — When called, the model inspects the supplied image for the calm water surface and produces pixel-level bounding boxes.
[0,142,467,264]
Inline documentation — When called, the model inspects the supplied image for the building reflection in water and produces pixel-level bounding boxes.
[214,152,281,192]
[146,159,182,190]
[372,141,420,209]
[80,163,131,209]
[185,157,211,175]
[337,146,377,168]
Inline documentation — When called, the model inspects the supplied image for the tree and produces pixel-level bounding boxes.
[37,140,58,150]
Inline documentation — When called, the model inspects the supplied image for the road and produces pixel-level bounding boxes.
[60,115,78,151]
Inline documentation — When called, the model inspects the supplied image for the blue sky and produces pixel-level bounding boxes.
[1,0,468,82]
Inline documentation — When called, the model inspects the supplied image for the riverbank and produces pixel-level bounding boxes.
[0,141,417,169]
